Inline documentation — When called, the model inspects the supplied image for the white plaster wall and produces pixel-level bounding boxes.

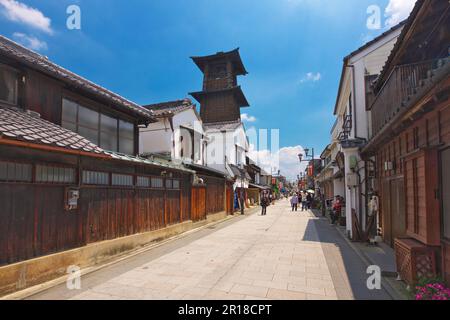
[139,119,172,155]
[140,108,206,164]
[172,109,205,164]
[205,124,248,175]
[173,109,204,133]
[349,28,402,140]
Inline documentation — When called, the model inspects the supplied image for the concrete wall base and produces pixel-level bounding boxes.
[0,212,228,297]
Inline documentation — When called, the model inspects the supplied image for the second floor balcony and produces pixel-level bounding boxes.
[338,115,352,141]
[370,57,450,139]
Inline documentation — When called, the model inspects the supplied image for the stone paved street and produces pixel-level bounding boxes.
[29,200,392,300]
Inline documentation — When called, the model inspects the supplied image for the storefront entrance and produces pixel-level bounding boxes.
[381,177,406,247]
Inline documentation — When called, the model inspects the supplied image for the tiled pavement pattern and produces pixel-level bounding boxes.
[29,200,392,300]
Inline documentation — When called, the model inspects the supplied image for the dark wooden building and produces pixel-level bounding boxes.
[362,0,450,284]
[189,49,251,214]
[189,48,249,124]
[185,163,228,220]
[0,35,195,267]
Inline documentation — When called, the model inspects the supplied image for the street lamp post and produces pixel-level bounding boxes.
[298,148,315,190]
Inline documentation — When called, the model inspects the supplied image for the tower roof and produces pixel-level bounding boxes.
[189,86,250,108]
[191,48,248,76]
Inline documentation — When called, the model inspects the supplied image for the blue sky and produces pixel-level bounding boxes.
[0,0,416,179]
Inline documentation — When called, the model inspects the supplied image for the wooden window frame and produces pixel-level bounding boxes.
[61,97,135,154]
[0,159,79,185]
[35,163,77,185]
[82,169,110,186]
[111,173,134,187]
[0,159,32,183]
[0,63,19,107]
[136,176,150,188]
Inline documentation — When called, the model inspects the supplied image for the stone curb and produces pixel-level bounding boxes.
[2,206,261,300]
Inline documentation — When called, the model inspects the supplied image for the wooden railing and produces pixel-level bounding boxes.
[370,59,438,138]
[338,115,352,141]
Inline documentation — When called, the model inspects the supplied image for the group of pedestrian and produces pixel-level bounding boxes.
[290,191,313,212]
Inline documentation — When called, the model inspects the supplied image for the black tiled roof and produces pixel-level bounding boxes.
[143,99,194,117]
[191,48,248,76]
[0,107,105,154]
[229,164,251,180]
[203,120,243,131]
[190,86,250,108]
[0,35,154,122]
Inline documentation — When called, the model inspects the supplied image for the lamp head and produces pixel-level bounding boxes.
[304,148,310,157]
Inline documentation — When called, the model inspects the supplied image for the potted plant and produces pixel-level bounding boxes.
[414,277,450,300]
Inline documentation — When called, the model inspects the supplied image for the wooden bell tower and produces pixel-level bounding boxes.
[189,48,250,124]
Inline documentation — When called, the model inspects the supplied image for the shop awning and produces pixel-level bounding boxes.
[249,183,271,190]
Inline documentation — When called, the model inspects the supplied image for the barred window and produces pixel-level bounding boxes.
[82,170,109,185]
[172,179,180,189]
[0,161,32,182]
[112,173,133,187]
[36,165,76,184]
[165,179,173,189]
[136,176,150,188]
[151,177,164,189]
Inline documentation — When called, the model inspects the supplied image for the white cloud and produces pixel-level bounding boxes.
[385,0,416,28]
[0,0,53,34]
[299,72,321,84]
[12,32,47,51]
[249,145,308,181]
[241,113,257,123]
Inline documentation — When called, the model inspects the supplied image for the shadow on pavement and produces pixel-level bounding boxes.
[302,213,392,300]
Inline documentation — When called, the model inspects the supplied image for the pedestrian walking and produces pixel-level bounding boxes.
[261,195,269,216]
[290,194,299,212]
[301,192,306,211]
[331,196,342,225]
[306,193,313,209]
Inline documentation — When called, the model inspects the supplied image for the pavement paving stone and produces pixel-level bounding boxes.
[27,200,393,301]
[230,284,269,298]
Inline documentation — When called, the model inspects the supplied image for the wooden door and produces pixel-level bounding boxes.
[381,179,392,246]
[441,148,450,240]
[441,148,450,283]
[391,178,406,244]
[382,177,406,247]
[226,186,233,214]
[191,187,206,222]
